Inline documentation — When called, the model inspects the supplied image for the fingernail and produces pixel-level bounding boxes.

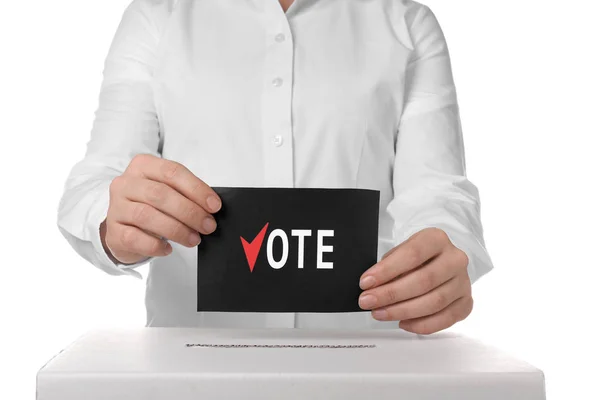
[372,309,389,320]
[359,294,377,309]
[359,276,376,290]
[189,233,201,246]
[164,243,173,255]
[207,195,221,212]
[203,217,216,233]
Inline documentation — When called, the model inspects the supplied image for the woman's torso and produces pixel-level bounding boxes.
[145,0,419,328]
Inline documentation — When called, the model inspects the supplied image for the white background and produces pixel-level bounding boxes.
[1,0,598,398]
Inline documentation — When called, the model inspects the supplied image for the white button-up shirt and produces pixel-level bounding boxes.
[58,0,493,329]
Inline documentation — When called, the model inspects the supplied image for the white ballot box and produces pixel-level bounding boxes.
[37,328,545,400]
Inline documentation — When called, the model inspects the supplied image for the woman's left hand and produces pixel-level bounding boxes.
[358,228,473,334]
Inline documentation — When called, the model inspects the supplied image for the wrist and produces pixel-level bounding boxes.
[100,219,121,265]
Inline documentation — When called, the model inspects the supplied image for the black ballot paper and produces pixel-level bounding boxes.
[197,187,380,313]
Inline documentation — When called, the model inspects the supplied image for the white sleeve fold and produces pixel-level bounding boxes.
[387,5,494,283]
[57,0,170,278]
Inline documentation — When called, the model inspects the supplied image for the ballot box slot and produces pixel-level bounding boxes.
[185,343,377,349]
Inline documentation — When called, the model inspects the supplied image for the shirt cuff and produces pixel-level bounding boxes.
[397,224,493,284]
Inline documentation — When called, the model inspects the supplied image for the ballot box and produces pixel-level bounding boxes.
[37,328,545,400]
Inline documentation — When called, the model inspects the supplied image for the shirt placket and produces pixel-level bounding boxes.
[261,11,295,188]
[261,6,297,329]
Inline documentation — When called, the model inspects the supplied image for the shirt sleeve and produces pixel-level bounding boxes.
[387,5,494,284]
[57,0,171,278]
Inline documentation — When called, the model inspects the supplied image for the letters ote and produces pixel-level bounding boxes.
[240,223,334,272]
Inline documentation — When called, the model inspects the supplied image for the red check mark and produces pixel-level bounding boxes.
[240,222,269,272]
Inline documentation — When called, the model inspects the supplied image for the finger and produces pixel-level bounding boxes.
[115,201,201,248]
[381,246,395,261]
[126,155,222,213]
[117,177,217,235]
[398,296,474,335]
[371,276,467,321]
[359,228,449,290]
[107,223,173,258]
[359,246,468,309]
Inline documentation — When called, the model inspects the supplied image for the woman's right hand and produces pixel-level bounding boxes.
[100,154,222,265]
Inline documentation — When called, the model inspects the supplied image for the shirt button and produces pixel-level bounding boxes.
[275,33,286,43]
[273,135,283,147]
[272,77,283,87]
